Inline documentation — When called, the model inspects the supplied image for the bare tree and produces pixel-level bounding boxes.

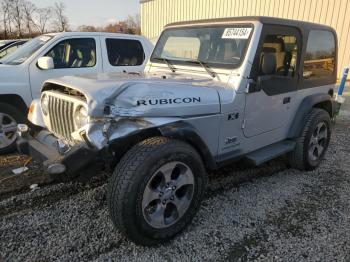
[78,25,99,32]
[11,0,25,37]
[123,14,141,34]
[22,0,36,37]
[34,7,51,34]
[1,0,13,38]
[53,1,68,32]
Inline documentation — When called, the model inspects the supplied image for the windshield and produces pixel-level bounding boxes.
[1,35,53,65]
[0,44,18,59]
[0,40,11,48]
[151,25,253,69]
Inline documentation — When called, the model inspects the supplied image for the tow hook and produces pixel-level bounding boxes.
[17,124,29,138]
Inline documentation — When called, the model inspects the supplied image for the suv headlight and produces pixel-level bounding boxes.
[74,105,88,129]
[41,94,49,116]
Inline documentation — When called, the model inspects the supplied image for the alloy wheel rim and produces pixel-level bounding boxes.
[0,113,17,149]
[142,161,195,229]
[308,122,328,161]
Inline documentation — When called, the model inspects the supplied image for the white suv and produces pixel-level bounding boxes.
[0,32,153,153]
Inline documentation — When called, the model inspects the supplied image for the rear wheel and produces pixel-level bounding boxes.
[288,108,331,170]
[0,103,26,154]
[107,137,207,245]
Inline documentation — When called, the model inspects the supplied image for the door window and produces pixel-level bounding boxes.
[45,38,96,69]
[303,30,336,79]
[106,38,145,66]
[258,34,298,77]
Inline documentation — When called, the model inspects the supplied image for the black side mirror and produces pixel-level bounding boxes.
[246,80,261,93]
[247,75,277,94]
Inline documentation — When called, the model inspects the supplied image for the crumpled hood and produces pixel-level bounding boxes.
[44,72,228,117]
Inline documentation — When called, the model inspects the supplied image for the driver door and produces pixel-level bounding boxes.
[29,37,102,99]
[243,25,301,138]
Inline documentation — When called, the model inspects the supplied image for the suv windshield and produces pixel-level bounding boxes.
[1,35,53,65]
[151,25,253,69]
[0,41,11,48]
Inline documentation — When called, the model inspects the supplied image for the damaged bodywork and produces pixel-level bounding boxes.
[34,72,228,154]
[17,17,338,245]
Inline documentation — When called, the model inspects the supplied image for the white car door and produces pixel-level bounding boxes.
[100,36,148,73]
[29,36,102,99]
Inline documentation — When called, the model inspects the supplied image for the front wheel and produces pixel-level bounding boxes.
[107,137,207,245]
[0,103,26,154]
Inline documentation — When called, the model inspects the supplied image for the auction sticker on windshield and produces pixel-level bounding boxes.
[222,28,252,39]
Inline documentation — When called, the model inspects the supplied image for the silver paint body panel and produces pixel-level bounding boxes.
[36,20,336,163]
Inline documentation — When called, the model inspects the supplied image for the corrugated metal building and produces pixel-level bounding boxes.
[141,0,350,77]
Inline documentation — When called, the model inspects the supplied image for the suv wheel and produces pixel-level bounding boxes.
[288,108,331,170]
[107,137,207,245]
[0,103,25,154]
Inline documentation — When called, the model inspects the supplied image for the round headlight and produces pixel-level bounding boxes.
[74,106,88,129]
[41,94,49,116]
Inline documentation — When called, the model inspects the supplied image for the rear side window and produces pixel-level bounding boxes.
[45,38,97,69]
[106,39,145,67]
[303,30,336,79]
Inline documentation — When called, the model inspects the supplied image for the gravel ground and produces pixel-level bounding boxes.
[1,93,350,262]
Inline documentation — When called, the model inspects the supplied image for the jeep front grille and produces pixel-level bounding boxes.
[47,95,76,142]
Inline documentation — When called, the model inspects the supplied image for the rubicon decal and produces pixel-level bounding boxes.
[137,97,201,106]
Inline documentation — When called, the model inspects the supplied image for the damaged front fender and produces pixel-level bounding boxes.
[85,117,181,150]
[93,118,218,170]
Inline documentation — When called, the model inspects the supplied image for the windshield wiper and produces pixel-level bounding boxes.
[187,60,216,78]
[152,57,176,73]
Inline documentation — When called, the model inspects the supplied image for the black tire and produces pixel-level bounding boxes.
[107,137,207,246]
[0,103,26,155]
[288,108,331,171]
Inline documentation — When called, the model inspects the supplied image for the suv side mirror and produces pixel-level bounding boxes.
[37,56,54,70]
[246,76,273,94]
[246,81,261,93]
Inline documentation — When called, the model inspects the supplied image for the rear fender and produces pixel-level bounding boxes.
[288,93,333,139]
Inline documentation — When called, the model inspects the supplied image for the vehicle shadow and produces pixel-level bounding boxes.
[206,157,289,199]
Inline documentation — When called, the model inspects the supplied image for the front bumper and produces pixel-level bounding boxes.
[17,129,98,175]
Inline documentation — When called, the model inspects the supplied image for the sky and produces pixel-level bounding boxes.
[32,0,140,29]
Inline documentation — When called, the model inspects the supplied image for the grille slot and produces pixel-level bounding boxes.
[47,95,76,142]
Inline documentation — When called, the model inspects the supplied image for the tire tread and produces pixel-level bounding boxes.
[288,108,331,170]
[107,136,206,245]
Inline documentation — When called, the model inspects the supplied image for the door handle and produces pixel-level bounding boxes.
[283,97,291,104]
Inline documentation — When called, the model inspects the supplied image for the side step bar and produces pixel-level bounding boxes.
[246,140,296,166]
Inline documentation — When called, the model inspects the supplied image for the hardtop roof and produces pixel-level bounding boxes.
[166,16,336,33]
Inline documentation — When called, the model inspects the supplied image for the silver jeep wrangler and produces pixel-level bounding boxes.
[17,17,338,245]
